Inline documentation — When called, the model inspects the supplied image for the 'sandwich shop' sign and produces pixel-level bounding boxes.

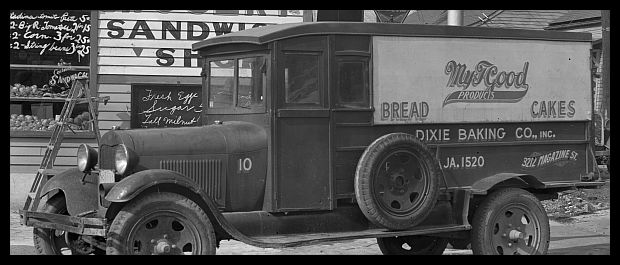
[97,10,303,77]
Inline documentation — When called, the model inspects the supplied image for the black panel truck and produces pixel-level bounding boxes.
[21,22,604,255]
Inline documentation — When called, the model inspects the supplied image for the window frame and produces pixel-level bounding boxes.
[335,55,370,109]
[280,51,324,108]
[204,52,270,115]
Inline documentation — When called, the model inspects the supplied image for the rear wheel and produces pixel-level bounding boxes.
[471,188,550,255]
[377,236,448,255]
[355,133,442,230]
[106,192,216,255]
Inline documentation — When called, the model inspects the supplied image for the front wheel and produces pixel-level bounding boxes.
[106,192,216,255]
[377,236,448,255]
[33,195,104,255]
[471,188,550,255]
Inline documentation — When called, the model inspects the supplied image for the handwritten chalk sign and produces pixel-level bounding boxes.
[9,10,91,66]
[131,84,203,128]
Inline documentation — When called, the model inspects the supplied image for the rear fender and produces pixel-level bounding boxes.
[470,173,545,195]
[40,168,100,216]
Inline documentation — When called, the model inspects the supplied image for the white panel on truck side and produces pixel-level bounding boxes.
[372,36,592,124]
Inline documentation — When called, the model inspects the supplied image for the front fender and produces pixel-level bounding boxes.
[104,169,236,239]
[105,169,206,203]
[40,168,100,216]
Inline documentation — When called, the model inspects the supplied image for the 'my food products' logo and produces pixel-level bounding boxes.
[443,60,530,106]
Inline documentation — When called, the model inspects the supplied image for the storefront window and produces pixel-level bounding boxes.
[9,10,93,136]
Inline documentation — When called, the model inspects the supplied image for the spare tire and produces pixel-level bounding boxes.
[355,133,442,230]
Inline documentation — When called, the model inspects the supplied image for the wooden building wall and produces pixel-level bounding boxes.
[95,10,303,135]
[10,10,303,173]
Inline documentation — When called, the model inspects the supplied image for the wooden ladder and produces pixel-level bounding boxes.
[22,78,109,212]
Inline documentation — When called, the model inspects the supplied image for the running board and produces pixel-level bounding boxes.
[241,224,471,248]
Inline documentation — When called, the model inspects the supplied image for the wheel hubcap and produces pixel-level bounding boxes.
[490,205,541,255]
[128,211,201,255]
[373,150,429,216]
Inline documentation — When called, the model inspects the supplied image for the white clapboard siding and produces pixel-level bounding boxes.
[98,111,130,120]
[11,137,95,147]
[99,11,302,24]
[99,120,130,129]
[98,84,132,93]
[98,23,275,38]
[99,47,187,57]
[97,93,129,102]
[11,146,81,157]
[98,38,203,49]
[98,102,132,112]
[99,66,201,76]
[11,156,78,166]
[10,137,97,169]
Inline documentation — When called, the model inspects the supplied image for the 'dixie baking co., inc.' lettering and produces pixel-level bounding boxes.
[443,60,530,106]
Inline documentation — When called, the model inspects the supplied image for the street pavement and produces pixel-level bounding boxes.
[10,209,609,255]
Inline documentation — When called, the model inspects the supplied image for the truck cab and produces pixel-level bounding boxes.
[22,22,604,255]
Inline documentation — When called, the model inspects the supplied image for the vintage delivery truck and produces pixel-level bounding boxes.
[21,22,604,255]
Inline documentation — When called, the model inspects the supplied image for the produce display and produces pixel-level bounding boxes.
[10,83,81,98]
[10,112,92,132]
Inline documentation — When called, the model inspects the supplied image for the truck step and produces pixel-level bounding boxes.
[246,224,471,248]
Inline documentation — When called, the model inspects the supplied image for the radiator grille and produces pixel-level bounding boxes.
[99,145,116,170]
[160,159,224,204]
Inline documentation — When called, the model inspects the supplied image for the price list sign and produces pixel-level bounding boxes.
[131,84,203,129]
[9,10,91,66]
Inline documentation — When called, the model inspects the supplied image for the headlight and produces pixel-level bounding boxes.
[77,144,98,172]
[115,144,136,175]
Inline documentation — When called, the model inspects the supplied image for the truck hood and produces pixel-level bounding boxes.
[100,121,267,156]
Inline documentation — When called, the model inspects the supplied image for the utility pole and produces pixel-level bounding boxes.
[601,10,610,127]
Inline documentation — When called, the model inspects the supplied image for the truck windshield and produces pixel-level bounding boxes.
[208,56,266,110]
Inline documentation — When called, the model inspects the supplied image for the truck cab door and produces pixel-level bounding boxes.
[274,36,331,211]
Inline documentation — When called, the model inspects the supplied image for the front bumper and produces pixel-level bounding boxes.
[20,210,108,237]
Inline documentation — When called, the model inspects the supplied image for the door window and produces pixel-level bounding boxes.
[237,57,266,108]
[337,59,369,108]
[208,60,234,108]
[284,53,320,105]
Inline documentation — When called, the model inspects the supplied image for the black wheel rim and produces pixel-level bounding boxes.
[43,207,74,254]
[127,210,202,255]
[488,203,543,255]
[372,149,430,216]
[46,228,72,255]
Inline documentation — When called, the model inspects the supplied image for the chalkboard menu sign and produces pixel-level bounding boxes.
[9,10,90,66]
[131,84,203,129]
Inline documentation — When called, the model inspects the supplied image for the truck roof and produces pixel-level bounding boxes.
[192,22,592,51]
